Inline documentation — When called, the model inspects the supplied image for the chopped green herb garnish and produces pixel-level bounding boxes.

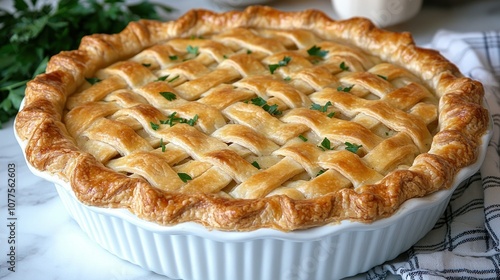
[178,173,192,183]
[299,135,308,142]
[223,54,228,59]
[157,75,169,81]
[150,122,160,131]
[316,169,326,177]
[310,101,332,113]
[268,56,291,74]
[269,64,280,74]
[377,74,388,80]
[250,97,282,116]
[250,97,267,107]
[345,142,362,153]
[339,61,349,71]
[319,137,333,151]
[327,112,335,118]
[160,112,198,127]
[160,138,166,152]
[85,77,101,85]
[247,49,252,54]
[279,56,292,66]
[284,76,291,81]
[307,45,328,58]
[186,45,199,55]
[264,104,282,116]
[142,63,151,67]
[337,85,354,92]
[168,75,179,83]
[251,161,261,169]
[160,91,176,101]
[169,55,178,60]
[186,114,198,126]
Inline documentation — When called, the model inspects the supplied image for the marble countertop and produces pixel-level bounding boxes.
[0,1,499,279]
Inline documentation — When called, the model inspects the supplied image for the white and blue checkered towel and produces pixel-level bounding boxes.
[368,31,500,279]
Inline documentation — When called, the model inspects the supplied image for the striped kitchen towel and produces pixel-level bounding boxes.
[367,30,500,280]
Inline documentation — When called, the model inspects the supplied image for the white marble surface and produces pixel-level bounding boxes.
[0,1,499,279]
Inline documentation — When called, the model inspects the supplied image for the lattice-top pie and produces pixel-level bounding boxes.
[16,6,489,231]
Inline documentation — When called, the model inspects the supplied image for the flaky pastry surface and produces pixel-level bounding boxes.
[15,6,489,231]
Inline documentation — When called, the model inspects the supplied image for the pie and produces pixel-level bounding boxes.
[15,6,489,231]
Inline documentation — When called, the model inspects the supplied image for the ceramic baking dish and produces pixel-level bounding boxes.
[15,111,492,280]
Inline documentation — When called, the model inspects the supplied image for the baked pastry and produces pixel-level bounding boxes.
[15,6,489,231]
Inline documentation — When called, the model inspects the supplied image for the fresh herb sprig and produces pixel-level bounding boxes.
[310,101,332,113]
[345,142,362,153]
[150,112,198,130]
[269,56,291,74]
[318,137,334,151]
[0,0,174,128]
[249,97,282,116]
[307,45,328,58]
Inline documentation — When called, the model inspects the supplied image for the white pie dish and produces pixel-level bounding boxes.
[15,104,492,280]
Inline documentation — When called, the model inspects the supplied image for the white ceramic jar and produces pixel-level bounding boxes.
[332,0,423,27]
[213,0,276,6]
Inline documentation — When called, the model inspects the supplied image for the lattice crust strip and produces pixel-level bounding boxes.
[16,7,489,231]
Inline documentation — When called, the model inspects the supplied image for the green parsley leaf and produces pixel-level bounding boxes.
[178,173,192,183]
[337,85,354,92]
[263,104,282,116]
[319,137,333,151]
[160,91,176,101]
[169,55,178,60]
[247,50,252,54]
[168,75,179,83]
[150,122,160,131]
[377,74,388,80]
[251,161,261,169]
[157,75,169,81]
[327,112,335,118]
[160,138,166,152]
[85,77,101,85]
[250,97,282,116]
[186,114,198,126]
[310,101,332,113]
[250,97,268,107]
[142,63,151,67]
[161,112,198,127]
[268,56,291,74]
[284,76,291,81]
[269,64,280,74]
[345,142,362,153]
[279,56,292,66]
[186,45,199,55]
[339,61,349,71]
[316,169,326,177]
[307,45,328,58]
[298,135,308,142]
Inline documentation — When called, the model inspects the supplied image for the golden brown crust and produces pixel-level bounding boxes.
[15,6,489,231]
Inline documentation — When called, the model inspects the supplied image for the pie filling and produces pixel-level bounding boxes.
[16,7,489,231]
